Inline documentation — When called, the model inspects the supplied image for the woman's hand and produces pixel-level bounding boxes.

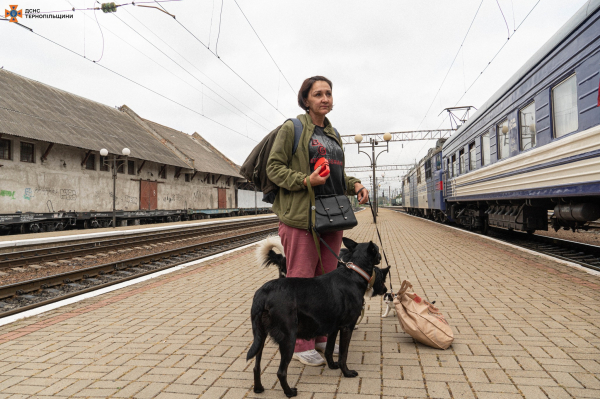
[354,183,369,204]
[303,166,329,187]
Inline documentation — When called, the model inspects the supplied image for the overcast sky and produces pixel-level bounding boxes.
[2,0,588,193]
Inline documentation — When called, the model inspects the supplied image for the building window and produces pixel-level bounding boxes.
[424,159,432,180]
[184,173,191,182]
[86,154,96,170]
[0,139,11,160]
[497,119,509,160]
[100,156,109,171]
[520,102,536,150]
[160,165,167,179]
[552,75,578,138]
[20,142,35,163]
[117,160,125,174]
[481,132,490,166]
[128,160,135,175]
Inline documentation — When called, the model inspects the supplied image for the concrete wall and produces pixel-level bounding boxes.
[0,135,237,214]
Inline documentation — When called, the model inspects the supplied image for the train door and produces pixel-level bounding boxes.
[140,180,158,210]
[217,188,227,209]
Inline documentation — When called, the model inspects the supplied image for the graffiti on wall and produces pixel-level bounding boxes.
[35,187,60,196]
[24,188,33,200]
[163,193,185,203]
[0,190,15,199]
[60,189,77,201]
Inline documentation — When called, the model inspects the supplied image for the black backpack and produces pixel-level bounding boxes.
[240,118,340,204]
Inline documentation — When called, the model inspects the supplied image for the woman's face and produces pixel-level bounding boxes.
[305,81,333,118]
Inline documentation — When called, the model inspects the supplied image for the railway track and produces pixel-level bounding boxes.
[0,217,276,270]
[0,225,277,318]
[391,208,600,273]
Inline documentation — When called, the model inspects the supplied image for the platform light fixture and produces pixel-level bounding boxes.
[354,133,391,223]
[100,147,131,228]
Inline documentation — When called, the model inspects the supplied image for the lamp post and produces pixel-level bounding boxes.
[100,147,130,228]
[354,132,391,223]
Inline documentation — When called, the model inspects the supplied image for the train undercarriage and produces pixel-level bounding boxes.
[405,197,600,234]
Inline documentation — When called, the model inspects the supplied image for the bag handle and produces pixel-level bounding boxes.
[397,280,412,297]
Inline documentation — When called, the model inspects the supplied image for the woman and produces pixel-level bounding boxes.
[266,76,369,366]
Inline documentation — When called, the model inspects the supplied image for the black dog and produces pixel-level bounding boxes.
[249,237,390,397]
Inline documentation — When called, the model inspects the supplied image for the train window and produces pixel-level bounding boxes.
[425,159,432,179]
[451,155,457,177]
[497,119,509,159]
[20,142,35,163]
[0,139,11,160]
[86,154,96,170]
[481,133,490,166]
[100,156,109,171]
[469,142,476,171]
[552,75,578,138]
[435,154,441,170]
[459,150,465,174]
[520,102,536,150]
[128,160,135,175]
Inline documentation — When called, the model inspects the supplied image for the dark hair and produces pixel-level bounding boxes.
[297,76,333,111]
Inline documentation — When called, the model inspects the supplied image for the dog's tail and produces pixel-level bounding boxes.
[256,235,286,278]
[247,293,267,361]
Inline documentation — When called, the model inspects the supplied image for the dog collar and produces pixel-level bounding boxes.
[346,262,376,289]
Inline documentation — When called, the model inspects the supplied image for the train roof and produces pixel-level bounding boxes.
[443,0,600,149]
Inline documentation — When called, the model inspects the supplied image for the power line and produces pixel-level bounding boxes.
[154,0,287,118]
[27,28,257,142]
[232,0,296,96]
[416,0,484,130]
[215,0,224,56]
[111,11,271,130]
[121,6,275,127]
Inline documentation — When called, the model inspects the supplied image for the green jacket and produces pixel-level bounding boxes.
[266,113,361,229]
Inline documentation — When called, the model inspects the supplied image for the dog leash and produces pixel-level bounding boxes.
[366,201,395,294]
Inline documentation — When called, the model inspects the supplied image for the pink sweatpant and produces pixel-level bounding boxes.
[278,222,343,353]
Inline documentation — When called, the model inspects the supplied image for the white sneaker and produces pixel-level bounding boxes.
[315,342,339,355]
[292,350,325,366]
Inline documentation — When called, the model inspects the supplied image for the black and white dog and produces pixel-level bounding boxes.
[249,236,390,397]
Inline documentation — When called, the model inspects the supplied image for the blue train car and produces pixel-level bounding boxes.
[442,0,600,232]
[402,139,447,221]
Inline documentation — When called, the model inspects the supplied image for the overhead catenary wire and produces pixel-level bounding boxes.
[27,29,257,142]
[120,6,275,127]
[415,0,484,130]
[111,11,271,130]
[154,1,287,118]
[232,0,296,96]
[215,0,224,56]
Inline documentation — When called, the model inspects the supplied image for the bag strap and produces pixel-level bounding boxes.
[398,280,412,296]
[306,178,326,275]
[290,118,303,155]
[366,201,395,293]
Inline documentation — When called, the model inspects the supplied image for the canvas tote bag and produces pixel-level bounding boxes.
[393,280,454,350]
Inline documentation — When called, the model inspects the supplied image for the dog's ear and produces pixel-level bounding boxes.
[368,241,379,254]
[342,237,358,251]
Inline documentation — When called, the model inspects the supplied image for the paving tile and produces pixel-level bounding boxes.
[0,210,600,398]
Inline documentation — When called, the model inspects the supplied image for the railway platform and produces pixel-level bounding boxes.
[1,209,599,398]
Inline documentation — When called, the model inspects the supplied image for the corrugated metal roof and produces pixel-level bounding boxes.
[0,69,190,168]
[141,119,241,177]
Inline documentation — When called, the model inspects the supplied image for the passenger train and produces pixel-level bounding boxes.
[403,0,600,233]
